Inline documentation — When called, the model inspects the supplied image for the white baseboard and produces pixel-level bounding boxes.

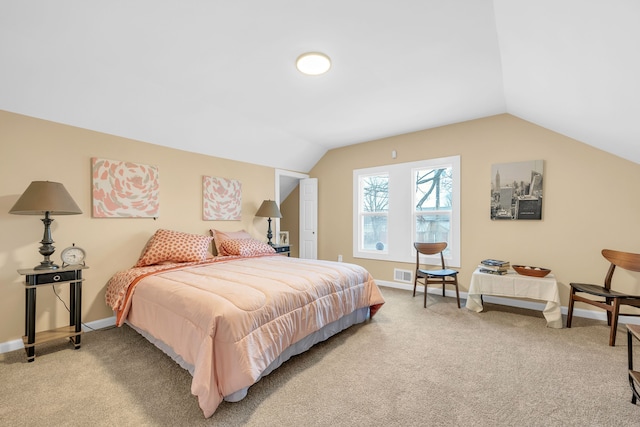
[0,339,24,354]
[3,285,639,354]
[376,280,640,326]
[84,316,117,331]
[0,316,117,354]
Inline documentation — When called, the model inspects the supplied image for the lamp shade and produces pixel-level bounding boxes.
[255,200,281,218]
[10,181,82,215]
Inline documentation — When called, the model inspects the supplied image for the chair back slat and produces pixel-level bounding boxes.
[414,242,447,256]
[602,249,640,273]
[414,242,448,269]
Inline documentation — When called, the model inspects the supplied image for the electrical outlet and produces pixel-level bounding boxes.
[338,255,343,262]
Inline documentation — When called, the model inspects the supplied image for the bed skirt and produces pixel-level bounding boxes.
[126,305,370,403]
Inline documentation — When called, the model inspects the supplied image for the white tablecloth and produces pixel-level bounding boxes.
[466,268,563,328]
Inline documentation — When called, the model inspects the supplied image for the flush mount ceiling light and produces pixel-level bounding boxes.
[296,52,331,75]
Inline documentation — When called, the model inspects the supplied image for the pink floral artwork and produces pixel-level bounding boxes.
[92,158,160,218]
[203,176,242,221]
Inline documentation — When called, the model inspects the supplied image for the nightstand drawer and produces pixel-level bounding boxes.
[273,245,290,254]
[34,270,78,285]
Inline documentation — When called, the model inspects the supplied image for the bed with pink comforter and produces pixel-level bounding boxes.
[106,254,384,417]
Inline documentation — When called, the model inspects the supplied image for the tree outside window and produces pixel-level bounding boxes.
[415,167,452,250]
[361,175,388,251]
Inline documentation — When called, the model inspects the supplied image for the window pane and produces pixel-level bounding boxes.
[361,175,388,213]
[415,214,450,246]
[363,215,388,251]
[415,168,452,211]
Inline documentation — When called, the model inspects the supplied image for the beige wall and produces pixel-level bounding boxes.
[2,111,640,345]
[0,110,275,344]
[310,114,640,307]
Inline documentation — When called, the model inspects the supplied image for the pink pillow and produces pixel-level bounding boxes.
[210,229,252,255]
[219,238,276,257]
[135,229,213,267]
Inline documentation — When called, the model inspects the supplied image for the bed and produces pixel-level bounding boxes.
[105,229,385,417]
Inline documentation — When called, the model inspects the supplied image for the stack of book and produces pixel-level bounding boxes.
[478,259,510,275]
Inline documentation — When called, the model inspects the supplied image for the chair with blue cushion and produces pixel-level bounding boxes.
[413,242,460,308]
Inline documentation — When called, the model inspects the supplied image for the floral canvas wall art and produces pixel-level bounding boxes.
[203,176,242,221]
[92,158,160,218]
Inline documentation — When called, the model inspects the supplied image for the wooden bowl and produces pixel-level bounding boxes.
[512,265,551,278]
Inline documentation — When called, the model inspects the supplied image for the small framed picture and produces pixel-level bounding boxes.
[279,231,289,245]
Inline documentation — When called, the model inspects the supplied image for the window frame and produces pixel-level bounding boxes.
[352,155,460,267]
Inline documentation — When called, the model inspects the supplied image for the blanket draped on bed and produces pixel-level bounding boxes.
[105,255,384,417]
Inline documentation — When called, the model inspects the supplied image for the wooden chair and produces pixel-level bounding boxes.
[413,242,460,308]
[566,249,640,346]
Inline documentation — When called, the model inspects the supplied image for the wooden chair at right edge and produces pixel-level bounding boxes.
[413,242,460,308]
[566,249,640,346]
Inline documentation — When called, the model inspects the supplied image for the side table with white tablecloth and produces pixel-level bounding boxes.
[466,268,563,328]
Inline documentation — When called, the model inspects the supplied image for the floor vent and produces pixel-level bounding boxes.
[394,268,413,283]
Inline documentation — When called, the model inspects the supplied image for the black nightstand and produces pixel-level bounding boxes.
[18,265,87,362]
[272,244,290,256]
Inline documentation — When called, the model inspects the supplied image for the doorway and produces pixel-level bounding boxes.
[275,169,317,259]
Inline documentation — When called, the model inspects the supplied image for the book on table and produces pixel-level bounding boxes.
[479,259,510,275]
[478,268,508,275]
[481,259,510,267]
[477,264,509,272]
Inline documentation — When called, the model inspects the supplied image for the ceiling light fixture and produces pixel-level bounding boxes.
[296,52,331,76]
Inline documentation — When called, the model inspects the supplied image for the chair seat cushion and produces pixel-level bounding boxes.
[570,282,640,298]
[418,268,458,278]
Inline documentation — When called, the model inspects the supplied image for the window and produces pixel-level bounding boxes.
[353,155,460,266]
[358,174,389,252]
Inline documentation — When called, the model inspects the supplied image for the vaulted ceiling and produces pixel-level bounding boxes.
[1,1,638,172]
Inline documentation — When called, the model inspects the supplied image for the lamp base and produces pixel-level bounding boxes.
[35,213,59,270]
[34,261,60,270]
[266,217,274,246]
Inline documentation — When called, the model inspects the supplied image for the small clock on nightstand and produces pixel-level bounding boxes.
[61,244,86,267]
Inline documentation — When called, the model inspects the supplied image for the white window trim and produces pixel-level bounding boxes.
[353,155,460,267]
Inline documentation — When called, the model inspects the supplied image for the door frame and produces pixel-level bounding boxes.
[274,169,310,251]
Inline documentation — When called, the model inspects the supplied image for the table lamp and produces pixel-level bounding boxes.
[9,181,83,270]
[255,200,282,246]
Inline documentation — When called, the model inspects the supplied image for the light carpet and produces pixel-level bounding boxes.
[1,287,639,426]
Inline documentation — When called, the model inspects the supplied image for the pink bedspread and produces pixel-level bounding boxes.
[105,255,384,417]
